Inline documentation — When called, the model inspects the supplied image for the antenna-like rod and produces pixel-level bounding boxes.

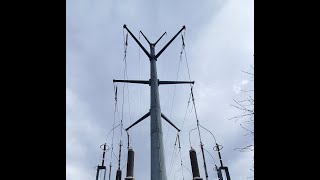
[140,31,151,45]
[154,32,167,45]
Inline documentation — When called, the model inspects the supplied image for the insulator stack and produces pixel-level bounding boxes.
[115,169,121,180]
[125,148,135,180]
[189,148,203,180]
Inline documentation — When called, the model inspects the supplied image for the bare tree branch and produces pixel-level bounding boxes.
[241,70,254,76]
[234,145,254,152]
[230,66,254,177]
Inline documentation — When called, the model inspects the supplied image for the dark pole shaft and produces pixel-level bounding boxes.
[218,150,223,167]
[200,143,209,180]
[225,167,231,180]
[102,144,106,166]
[118,141,122,169]
[96,168,100,180]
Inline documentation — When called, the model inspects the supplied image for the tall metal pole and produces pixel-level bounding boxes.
[118,24,188,180]
[149,44,167,180]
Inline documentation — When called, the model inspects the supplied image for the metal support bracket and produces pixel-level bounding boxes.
[125,111,151,131]
[161,113,180,132]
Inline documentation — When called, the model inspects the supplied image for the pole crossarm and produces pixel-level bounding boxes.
[158,80,194,85]
[123,24,151,58]
[161,113,180,132]
[154,32,167,46]
[125,111,151,131]
[140,31,151,45]
[113,79,150,85]
[155,25,186,59]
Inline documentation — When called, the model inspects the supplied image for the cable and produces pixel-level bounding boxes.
[177,133,185,180]
[104,123,122,143]
[188,127,197,148]
[203,147,217,166]
[174,166,182,180]
[182,32,192,84]
[168,133,179,177]
[138,31,141,119]
[182,163,192,176]
[164,40,184,154]
[199,123,217,144]
[181,31,210,180]
[107,27,127,180]
[181,91,192,131]
[124,51,132,125]
[108,83,118,177]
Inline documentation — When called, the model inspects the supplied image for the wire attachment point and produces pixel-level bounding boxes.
[213,144,223,151]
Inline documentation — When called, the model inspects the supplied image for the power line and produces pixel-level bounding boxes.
[164,38,184,155]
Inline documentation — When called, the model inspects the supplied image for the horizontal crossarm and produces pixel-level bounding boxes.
[113,79,149,85]
[158,80,194,85]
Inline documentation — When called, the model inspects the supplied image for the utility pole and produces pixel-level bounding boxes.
[114,24,192,180]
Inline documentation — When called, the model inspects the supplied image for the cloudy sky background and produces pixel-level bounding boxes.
[66,0,254,179]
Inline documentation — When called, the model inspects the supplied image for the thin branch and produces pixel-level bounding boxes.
[241,89,254,93]
[234,145,254,152]
[241,70,254,76]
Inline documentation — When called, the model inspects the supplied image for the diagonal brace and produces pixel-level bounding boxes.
[161,113,180,132]
[113,79,149,85]
[156,25,186,59]
[140,31,151,45]
[154,32,167,46]
[159,80,194,85]
[123,24,151,58]
[125,111,151,131]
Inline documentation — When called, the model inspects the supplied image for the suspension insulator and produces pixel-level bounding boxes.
[189,148,201,178]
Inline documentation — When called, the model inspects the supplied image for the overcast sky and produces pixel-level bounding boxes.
[66,0,254,180]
